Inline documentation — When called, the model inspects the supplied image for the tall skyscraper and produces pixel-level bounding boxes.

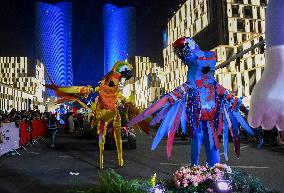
[35,2,72,97]
[103,3,136,74]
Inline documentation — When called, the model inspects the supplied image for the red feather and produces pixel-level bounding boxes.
[210,121,220,149]
[137,120,150,135]
[167,106,183,158]
[218,113,223,135]
[234,136,241,158]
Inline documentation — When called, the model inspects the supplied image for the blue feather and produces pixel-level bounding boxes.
[151,100,182,150]
[166,101,183,133]
[207,121,214,150]
[150,103,170,126]
[227,107,239,137]
[180,98,187,134]
[233,111,254,136]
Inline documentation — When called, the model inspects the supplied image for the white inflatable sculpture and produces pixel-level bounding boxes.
[248,1,284,131]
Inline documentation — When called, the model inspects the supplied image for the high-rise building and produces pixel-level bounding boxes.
[0,83,38,112]
[163,0,267,106]
[35,2,73,97]
[103,3,136,74]
[123,56,163,108]
[0,57,45,111]
[214,0,266,106]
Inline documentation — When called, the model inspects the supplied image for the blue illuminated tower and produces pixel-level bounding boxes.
[36,2,72,97]
[103,4,136,74]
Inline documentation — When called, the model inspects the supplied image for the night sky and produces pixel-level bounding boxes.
[0,0,185,86]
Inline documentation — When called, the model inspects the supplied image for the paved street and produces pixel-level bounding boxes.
[0,130,283,193]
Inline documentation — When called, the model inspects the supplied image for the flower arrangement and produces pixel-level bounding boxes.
[173,164,232,192]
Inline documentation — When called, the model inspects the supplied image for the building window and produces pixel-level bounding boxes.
[242,34,246,42]
[194,9,198,20]
[257,8,261,19]
[232,5,239,17]
[234,0,243,4]
[244,60,248,70]
[260,0,266,6]
[237,20,245,32]
[243,6,252,18]
[258,22,262,33]
[259,43,265,54]
[249,20,254,32]
[200,3,204,13]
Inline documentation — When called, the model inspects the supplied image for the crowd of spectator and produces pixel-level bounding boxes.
[0,109,50,128]
[0,109,89,131]
[1,108,282,148]
[65,112,90,133]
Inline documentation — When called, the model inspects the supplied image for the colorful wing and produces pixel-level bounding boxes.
[128,82,192,127]
[128,82,192,158]
[217,84,254,160]
[45,84,94,103]
[127,95,170,127]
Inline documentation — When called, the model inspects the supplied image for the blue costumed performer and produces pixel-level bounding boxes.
[128,37,254,167]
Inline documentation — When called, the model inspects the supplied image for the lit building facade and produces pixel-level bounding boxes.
[36,2,73,97]
[214,0,267,106]
[0,57,45,111]
[0,83,37,112]
[163,0,267,106]
[123,56,163,109]
[103,3,136,74]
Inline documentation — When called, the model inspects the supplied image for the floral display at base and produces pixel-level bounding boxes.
[157,164,280,193]
[68,165,280,193]
[169,164,232,193]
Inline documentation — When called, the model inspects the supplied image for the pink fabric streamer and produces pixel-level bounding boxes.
[150,105,171,126]
[128,95,169,127]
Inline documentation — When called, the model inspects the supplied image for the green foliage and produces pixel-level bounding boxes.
[225,169,281,193]
[68,169,150,193]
